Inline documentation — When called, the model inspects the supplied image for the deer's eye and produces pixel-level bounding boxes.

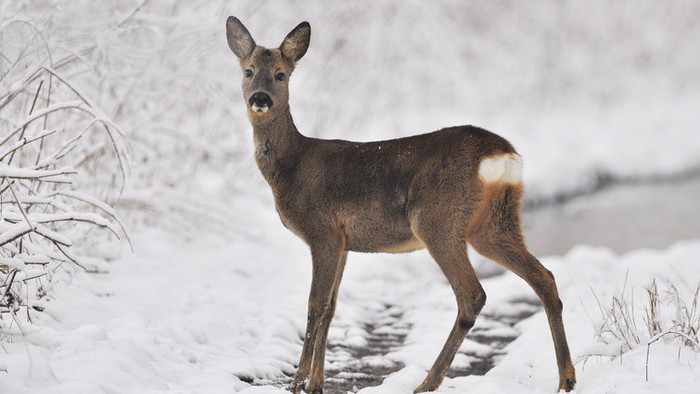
[244,69,253,78]
[275,72,286,82]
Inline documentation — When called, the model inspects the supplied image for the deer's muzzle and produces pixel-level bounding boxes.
[249,92,273,113]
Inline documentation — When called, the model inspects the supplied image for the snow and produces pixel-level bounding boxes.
[1,213,698,393]
[2,1,700,394]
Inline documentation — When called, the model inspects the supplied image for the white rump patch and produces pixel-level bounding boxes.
[478,153,523,184]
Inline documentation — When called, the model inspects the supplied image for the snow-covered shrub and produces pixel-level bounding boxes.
[0,20,128,339]
[0,2,253,232]
[595,277,700,354]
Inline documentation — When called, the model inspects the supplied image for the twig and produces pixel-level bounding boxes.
[0,166,76,182]
[0,20,53,82]
[117,0,150,28]
[8,80,44,165]
[54,242,85,270]
[54,190,132,250]
[35,120,95,167]
[0,222,33,247]
[1,270,17,307]
[3,177,34,231]
[0,129,58,161]
[1,100,85,145]
[645,331,700,382]
[20,272,48,283]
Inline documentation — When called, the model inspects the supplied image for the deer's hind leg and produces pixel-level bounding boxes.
[467,184,576,392]
[412,217,486,393]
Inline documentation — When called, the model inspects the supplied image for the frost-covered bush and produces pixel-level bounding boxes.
[0,20,128,339]
[595,277,700,354]
[2,1,247,230]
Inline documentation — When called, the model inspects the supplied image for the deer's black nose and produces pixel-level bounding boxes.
[249,92,273,112]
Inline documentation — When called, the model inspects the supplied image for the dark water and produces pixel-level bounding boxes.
[523,178,700,256]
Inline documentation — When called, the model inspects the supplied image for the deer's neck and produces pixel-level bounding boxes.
[251,106,306,185]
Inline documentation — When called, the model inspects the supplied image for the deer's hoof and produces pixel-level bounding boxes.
[558,377,576,392]
[414,381,438,393]
[286,382,303,394]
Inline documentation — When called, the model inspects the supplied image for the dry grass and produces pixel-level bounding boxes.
[595,275,700,353]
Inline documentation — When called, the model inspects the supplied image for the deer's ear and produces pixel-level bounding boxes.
[226,16,256,60]
[280,21,310,63]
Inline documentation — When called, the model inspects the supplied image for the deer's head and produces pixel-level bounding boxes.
[226,17,310,118]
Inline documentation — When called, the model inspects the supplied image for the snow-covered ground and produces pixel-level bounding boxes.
[1,193,699,394]
[2,1,700,394]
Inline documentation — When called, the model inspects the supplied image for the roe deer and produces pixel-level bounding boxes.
[226,17,576,393]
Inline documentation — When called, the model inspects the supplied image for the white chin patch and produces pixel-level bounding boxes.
[251,104,269,113]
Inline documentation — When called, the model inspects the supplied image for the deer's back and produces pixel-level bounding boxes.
[275,125,516,252]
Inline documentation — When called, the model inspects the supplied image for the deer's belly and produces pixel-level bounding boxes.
[339,210,422,253]
[345,232,425,254]
[373,236,426,253]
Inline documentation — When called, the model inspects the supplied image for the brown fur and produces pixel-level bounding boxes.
[226,17,576,393]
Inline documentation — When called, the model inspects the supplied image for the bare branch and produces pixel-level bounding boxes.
[0,165,76,182]
[3,177,34,232]
[0,129,58,161]
[53,190,132,250]
[1,100,85,146]
[646,331,700,382]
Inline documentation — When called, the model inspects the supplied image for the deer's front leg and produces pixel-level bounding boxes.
[288,238,345,394]
[288,306,316,393]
